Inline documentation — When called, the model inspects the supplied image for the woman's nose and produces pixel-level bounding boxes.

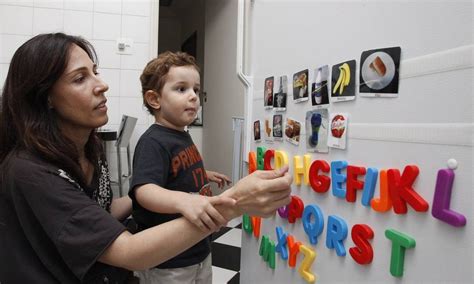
[94,77,109,94]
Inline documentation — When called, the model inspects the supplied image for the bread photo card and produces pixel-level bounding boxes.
[311,65,330,108]
[331,60,356,102]
[292,69,309,103]
[359,46,401,97]
[273,75,288,112]
[327,113,348,150]
[284,117,301,146]
[264,76,274,109]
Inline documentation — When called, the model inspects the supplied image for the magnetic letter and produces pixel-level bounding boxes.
[349,224,374,265]
[346,165,367,203]
[388,166,429,214]
[242,214,252,234]
[326,215,348,256]
[362,167,378,206]
[251,216,261,238]
[256,146,266,170]
[274,150,289,170]
[331,160,348,199]
[259,235,276,269]
[287,235,301,268]
[288,195,305,223]
[293,155,311,185]
[248,151,256,174]
[275,226,288,260]
[263,149,275,170]
[309,159,331,193]
[431,169,466,227]
[371,170,392,212]
[385,229,416,277]
[278,205,289,219]
[259,235,269,257]
[302,205,324,245]
[298,245,317,283]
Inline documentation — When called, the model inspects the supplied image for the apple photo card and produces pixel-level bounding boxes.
[327,113,349,149]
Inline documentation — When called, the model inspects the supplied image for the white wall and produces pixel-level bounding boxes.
[242,0,473,283]
[158,0,206,153]
[202,0,245,194]
[0,0,157,189]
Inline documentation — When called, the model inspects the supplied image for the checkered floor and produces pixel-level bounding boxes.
[211,218,242,284]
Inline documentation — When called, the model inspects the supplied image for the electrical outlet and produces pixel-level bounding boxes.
[116,38,134,55]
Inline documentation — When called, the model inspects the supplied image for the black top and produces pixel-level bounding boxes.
[129,124,211,268]
[0,151,128,283]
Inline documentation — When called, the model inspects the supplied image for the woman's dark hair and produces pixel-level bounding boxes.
[0,33,102,187]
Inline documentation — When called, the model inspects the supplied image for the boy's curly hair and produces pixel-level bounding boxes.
[140,51,199,114]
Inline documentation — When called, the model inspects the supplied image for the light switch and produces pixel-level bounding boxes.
[116,38,134,55]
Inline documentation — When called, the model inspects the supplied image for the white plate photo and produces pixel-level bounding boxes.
[361,51,395,90]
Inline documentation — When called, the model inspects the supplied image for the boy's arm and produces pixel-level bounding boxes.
[135,184,188,214]
[135,184,233,231]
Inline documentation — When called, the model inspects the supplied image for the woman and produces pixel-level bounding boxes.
[0,33,292,283]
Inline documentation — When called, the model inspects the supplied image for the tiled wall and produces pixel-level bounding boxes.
[0,0,157,185]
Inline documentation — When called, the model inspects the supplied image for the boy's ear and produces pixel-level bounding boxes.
[144,90,161,111]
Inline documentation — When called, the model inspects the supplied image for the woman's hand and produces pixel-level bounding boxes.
[206,170,232,189]
[223,166,292,218]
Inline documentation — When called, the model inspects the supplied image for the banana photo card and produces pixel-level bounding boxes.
[306,109,329,153]
[264,76,274,109]
[273,75,288,112]
[284,117,301,146]
[292,69,309,103]
[327,113,349,149]
[264,117,273,143]
[272,114,284,141]
[331,60,356,102]
[253,120,262,142]
[311,65,330,108]
[359,46,401,97]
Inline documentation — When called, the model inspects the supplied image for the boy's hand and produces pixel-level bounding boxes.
[206,170,232,189]
[180,194,235,232]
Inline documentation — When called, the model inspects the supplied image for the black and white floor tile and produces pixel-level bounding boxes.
[211,218,242,284]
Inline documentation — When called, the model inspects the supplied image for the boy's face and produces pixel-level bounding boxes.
[156,65,200,131]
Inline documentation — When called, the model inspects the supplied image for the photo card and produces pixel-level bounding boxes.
[359,46,401,97]
[331,60,356,103]
[306,109,329,153]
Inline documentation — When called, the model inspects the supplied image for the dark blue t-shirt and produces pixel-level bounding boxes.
[129,124,211,269]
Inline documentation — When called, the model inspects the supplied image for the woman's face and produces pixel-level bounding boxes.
[49,44,109,136]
